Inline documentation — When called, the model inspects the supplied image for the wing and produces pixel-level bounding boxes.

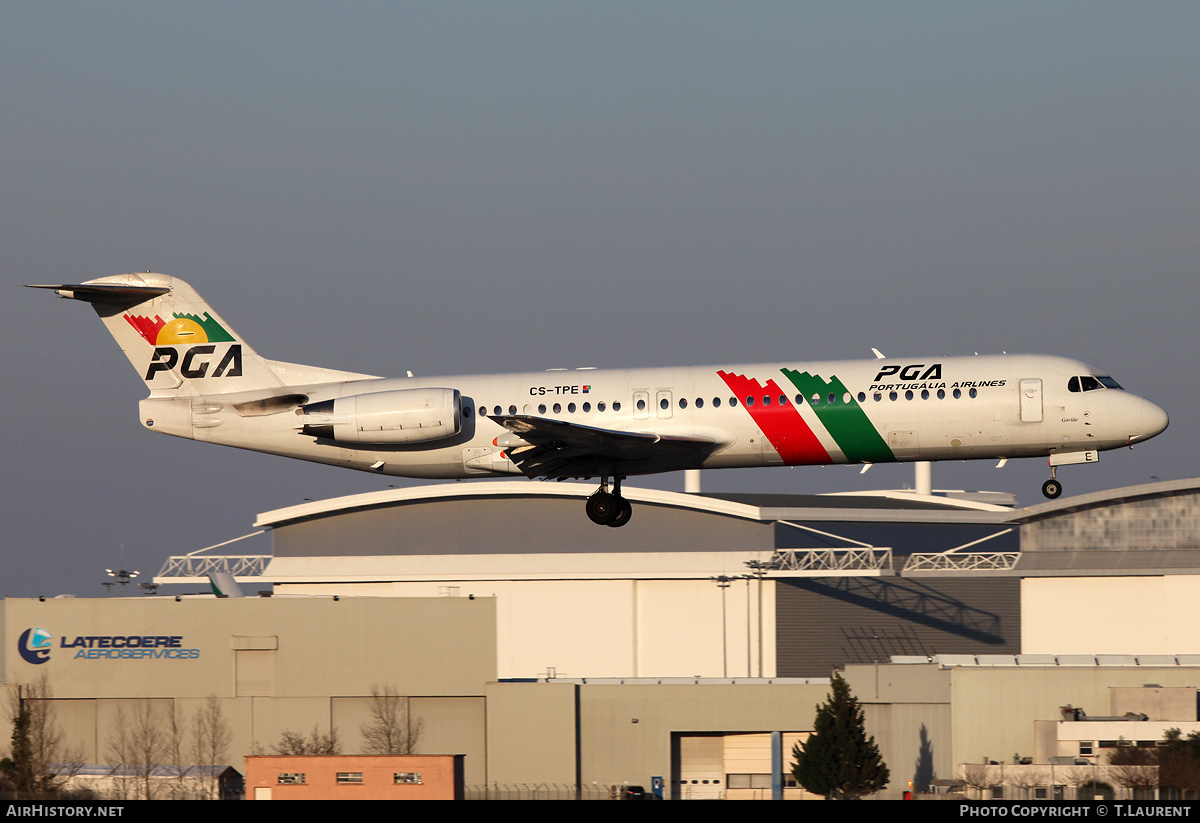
[491,415,718,478]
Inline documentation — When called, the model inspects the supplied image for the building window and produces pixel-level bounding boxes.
[277,773,306,785]
[726,773,772,789]
[394,772,423,784]
[336,772,363,784]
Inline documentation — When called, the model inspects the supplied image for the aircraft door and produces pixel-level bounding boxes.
[1020,378,1044,423]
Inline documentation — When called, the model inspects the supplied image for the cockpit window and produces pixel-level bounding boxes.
[1068,374,1122,393]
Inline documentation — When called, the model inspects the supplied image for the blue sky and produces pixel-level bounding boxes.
[3,3,1197,597]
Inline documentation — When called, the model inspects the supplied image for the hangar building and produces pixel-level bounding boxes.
[221,477,1200,678]
[6,476,1200,799]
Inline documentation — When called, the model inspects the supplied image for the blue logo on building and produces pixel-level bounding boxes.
[18,628,52,665]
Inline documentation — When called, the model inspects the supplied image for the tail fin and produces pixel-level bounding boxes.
[28,273,289,396]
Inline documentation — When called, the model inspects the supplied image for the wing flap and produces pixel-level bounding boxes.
[491,415,717,478]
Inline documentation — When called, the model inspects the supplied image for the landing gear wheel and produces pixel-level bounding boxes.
[586,491,620,525]
[607,497,633,528]
[1042,479,1062,499]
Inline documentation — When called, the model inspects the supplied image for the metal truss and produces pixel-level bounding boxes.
[155,555,270,580]
[903,552,1020,572]
[770,548,892,573]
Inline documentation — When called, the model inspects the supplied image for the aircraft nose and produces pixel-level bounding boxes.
[1137,397,1169,441]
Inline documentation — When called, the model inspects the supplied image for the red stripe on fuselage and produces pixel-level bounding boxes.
[717,371,832,465]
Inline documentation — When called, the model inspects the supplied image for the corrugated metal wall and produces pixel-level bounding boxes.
[776,576,1021,676]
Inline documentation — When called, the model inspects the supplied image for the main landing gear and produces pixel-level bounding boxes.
[586,476,632,527]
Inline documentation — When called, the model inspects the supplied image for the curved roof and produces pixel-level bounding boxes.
[255,481,765,529]
[255,480,1015,531]
[1011,476,1200,523]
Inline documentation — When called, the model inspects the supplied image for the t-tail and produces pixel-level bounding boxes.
[26,273,376,396]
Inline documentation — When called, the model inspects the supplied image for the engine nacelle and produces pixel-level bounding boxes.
[299,388,461,445]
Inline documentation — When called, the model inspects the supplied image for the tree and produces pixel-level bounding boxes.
[1157,729,1200,799]
[2,677,84,798]
[791,673,889,799]
[106,700,170,801]
[360,685,423,755]
[960,764,996,800]
[1108,740,1158,799]
[191,696,232,800]
[2,688,35,796]
[272,726,341,755]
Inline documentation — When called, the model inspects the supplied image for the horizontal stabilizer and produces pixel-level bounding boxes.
[25,283,170,305]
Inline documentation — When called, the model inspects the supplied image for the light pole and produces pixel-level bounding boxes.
[711,575,732,677]
[744,559,771,677]
[105,568,140,596]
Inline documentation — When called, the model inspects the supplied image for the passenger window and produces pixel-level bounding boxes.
[679,398,687,409]
[613,402,621,412]
[745,396,755,407]
[889,392,898,401]
[969,388,978,398]
[598,402,606,412]
[713,397,722,408]
[568,403,576,413]
[953,389,961,399]
[583,402,591,412]
[695,398,704,409]
[937,389,945,400]
[761,396,770,406]
[857,392,866,402]
[553,403,562,414]
[779,395,787,405]
[637,399,647,411]
[921,390,929,400]
[904,391,913,401]
[730,397,738,407]
[508,405,517,415]
[827,393,836,404]
[539,404,547,414]
[660,398,669,410]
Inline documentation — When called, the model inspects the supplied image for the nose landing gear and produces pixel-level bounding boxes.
[1041,475,1062,499]
[1042,450,1100,500]
[586,476,632,527]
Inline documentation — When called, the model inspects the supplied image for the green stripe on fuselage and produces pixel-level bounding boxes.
[781,369,894,463]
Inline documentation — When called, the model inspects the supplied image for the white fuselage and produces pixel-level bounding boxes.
[139,354,1168,480]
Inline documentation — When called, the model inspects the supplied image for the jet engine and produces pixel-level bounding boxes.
[298,388,461,444]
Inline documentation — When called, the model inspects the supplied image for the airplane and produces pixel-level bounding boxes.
[28,273,1169,526]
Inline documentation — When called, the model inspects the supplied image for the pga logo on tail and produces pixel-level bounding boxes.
[145,344,242,380]
[124,312,243,381]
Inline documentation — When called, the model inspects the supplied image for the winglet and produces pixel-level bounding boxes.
[871,348,886,360]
